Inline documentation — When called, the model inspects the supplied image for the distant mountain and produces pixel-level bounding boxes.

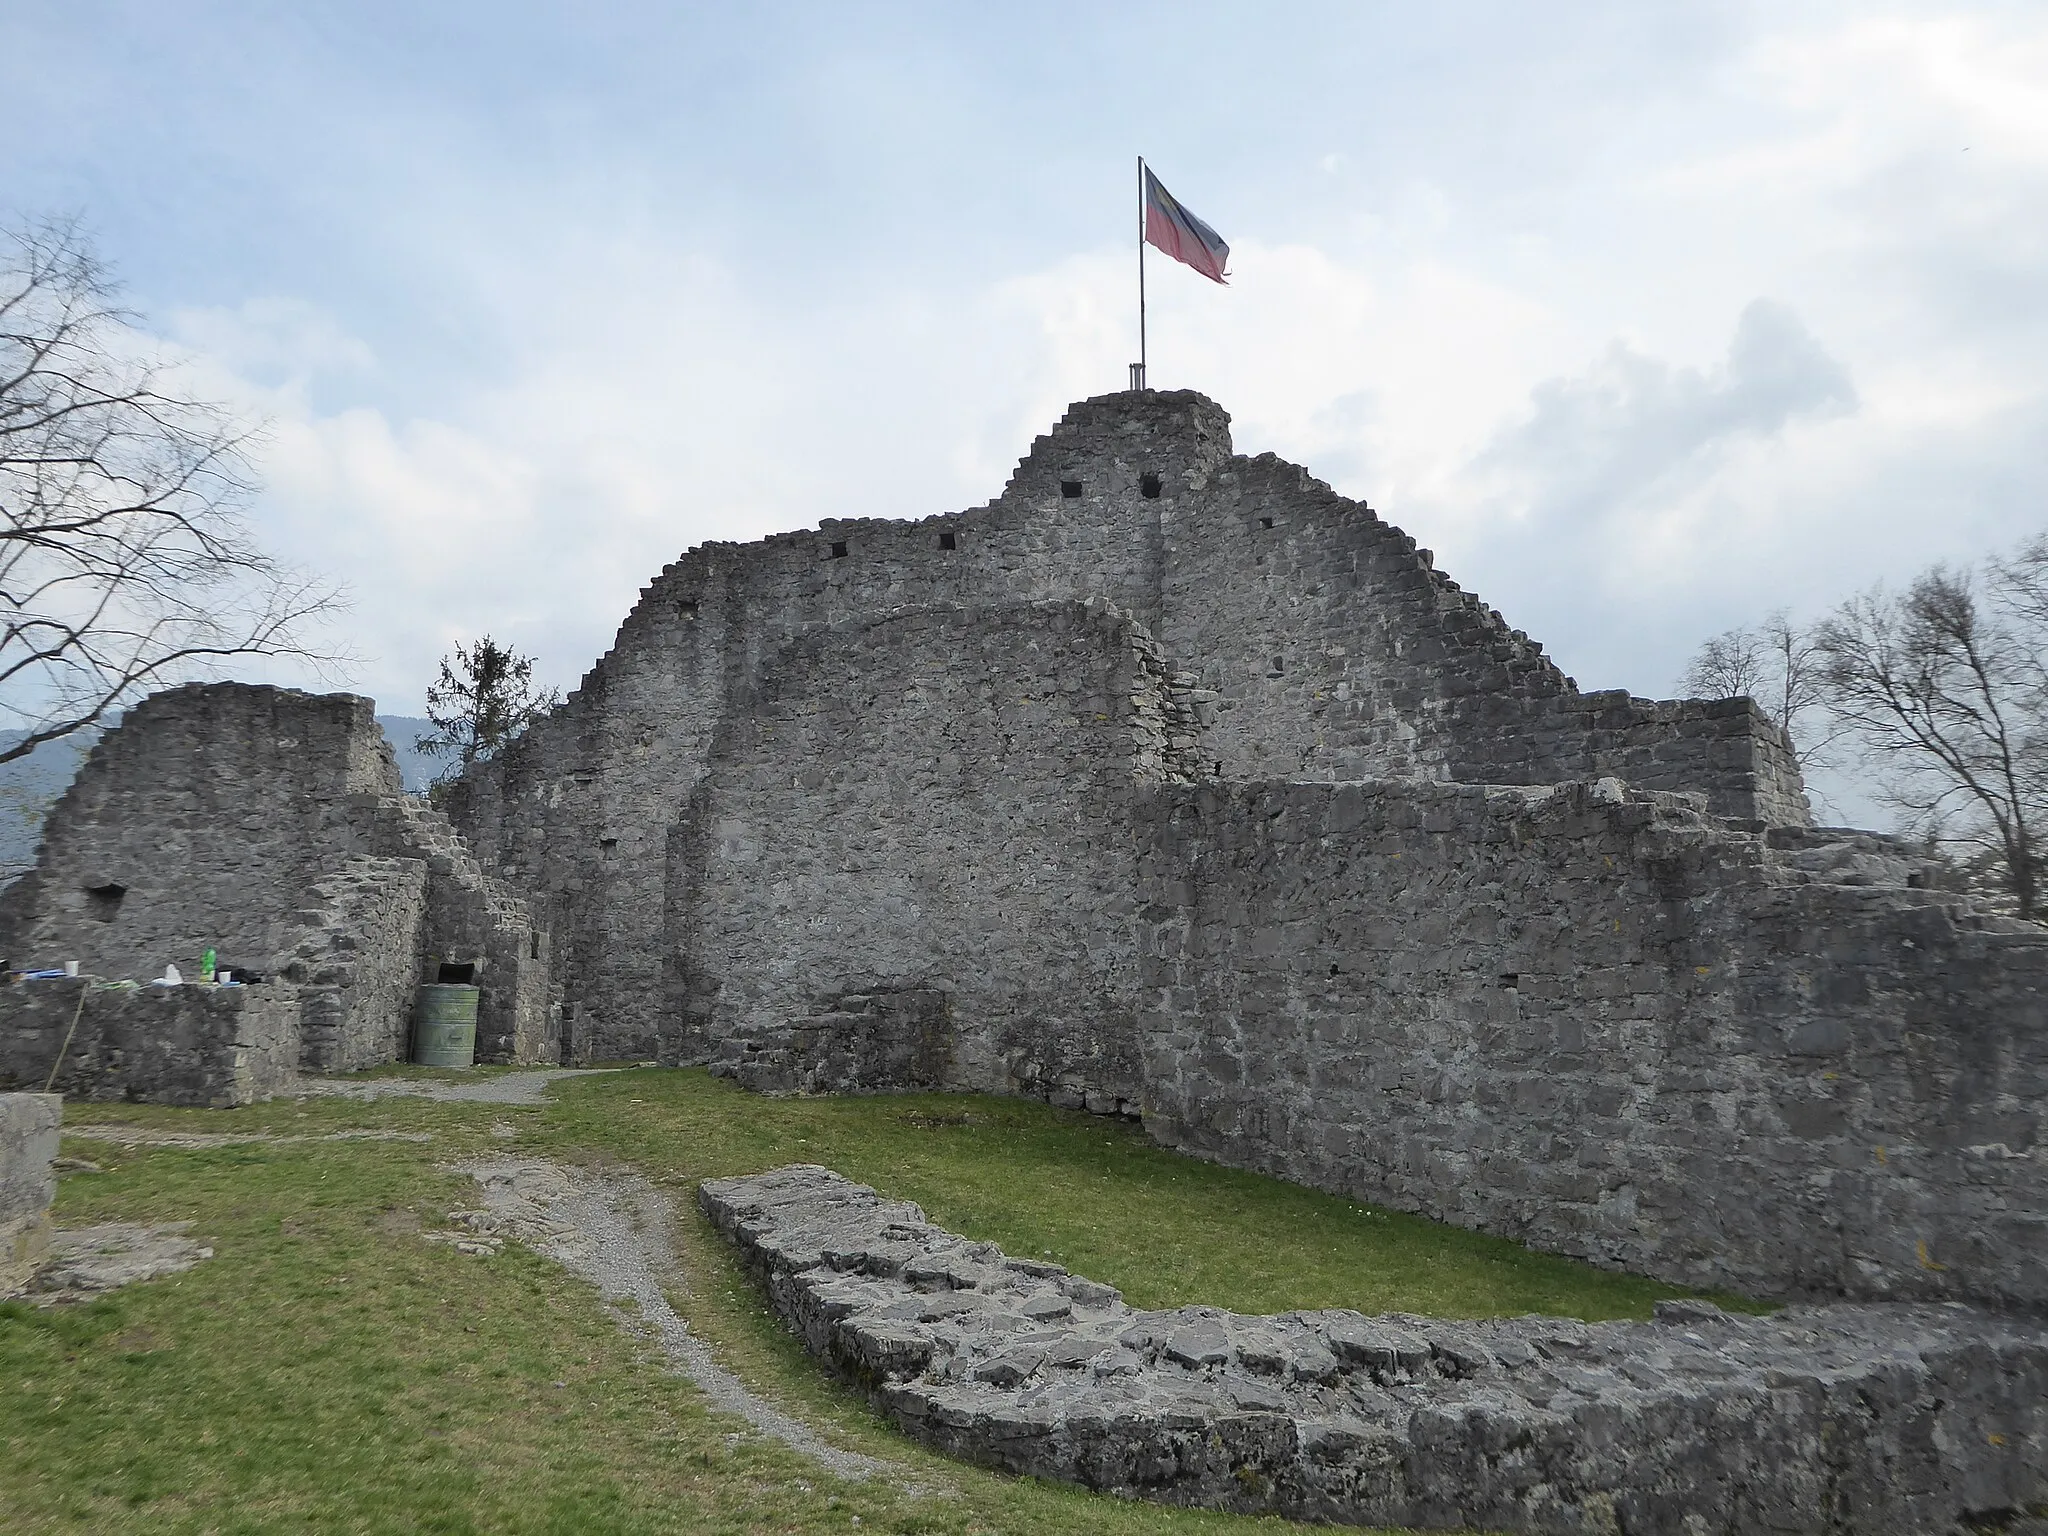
[378,716,445,794]
[0,730,96,877]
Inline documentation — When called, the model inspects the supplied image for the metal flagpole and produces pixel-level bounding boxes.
[1135,155,1147,391]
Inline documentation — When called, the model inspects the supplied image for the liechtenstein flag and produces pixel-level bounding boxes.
[1143,166,1230,284]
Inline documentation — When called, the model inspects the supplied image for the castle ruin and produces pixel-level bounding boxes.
[0,389,2042,1525]
[441,388,2041,1315]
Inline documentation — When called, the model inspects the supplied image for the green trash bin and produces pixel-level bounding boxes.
[412,984,479,1067]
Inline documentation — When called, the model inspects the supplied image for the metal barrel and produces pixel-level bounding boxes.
[412,984,479,1068]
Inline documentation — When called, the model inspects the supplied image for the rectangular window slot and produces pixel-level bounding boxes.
[86,883,126,923]
[1140,472,1162,499]
[530,930,541,960]
[437,961,478,985]
[829,541,848,558]
[1060,480,1083,499]
[1498,973,1520,989]
[676,598,699,621]
[938,530,956,550]
[1259,516,1274,530]
[599,837,618,852]
[1270,655,1285,675]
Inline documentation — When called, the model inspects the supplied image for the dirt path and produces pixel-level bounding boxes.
[450,1157,896,1484]
[63,1126,434,1149]
[302,1068,618,1105]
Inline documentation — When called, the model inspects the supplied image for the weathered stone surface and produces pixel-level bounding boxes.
[421,388,2045,1314]
[0,977,300,1107]
[0,1091,59,1294]
[0,683,560,1092]
[702,1165,2048,1535]
[449,390,1807,1066]
[25,1221,213,1301]
[676,601,1195,1104]
[1136,778,2048,1312]
[284,855,428,1073]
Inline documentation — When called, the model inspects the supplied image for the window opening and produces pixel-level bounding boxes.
[86,883,126,923]
[1140,473,1162,499]
[830,541,848,558]
[437,961,478,985]
[938,530,956,550]
[1060,480,1083,499]
[1259,516,1274,530]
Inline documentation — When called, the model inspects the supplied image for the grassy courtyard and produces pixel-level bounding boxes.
[0,1068,1755,1535]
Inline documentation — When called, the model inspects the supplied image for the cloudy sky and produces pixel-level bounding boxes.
[6,1,2046,734]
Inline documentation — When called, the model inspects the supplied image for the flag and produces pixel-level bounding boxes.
[1143,167,1229,284]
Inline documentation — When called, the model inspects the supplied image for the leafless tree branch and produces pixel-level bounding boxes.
[0,215,351,768]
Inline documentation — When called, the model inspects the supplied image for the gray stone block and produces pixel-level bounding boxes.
[703,1164,2048,1534]
[0,1091,59,1295]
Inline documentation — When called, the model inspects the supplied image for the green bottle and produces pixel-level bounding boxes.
[200,948,216,984]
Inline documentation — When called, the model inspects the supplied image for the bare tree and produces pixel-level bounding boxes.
[1812,562,2048,920]
[1680,609,1843,771]
[0,216,345,767]
[415,635,558,780]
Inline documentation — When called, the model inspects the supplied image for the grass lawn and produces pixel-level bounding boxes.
[0,1068,1762,1535]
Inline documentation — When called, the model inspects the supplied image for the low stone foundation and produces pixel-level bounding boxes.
[701,1165,2048,1535]
[1,1092,60,1294]
[0,978,301,1107]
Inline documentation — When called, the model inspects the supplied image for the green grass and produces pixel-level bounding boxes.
[0,1069,1765,1534]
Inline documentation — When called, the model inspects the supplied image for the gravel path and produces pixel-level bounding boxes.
[302,1069,617,1106]
[451,1156,894,1484]
[64,1126,434,1148]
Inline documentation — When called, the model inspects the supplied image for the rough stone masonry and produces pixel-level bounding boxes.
[443,388,2041,1315]
[0,1091,59,1294]
[0,386,2041,1521]
[0,684,558,1101]
[703,1165,2048,1536]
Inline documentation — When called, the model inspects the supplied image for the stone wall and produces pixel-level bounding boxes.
[704,1164,2048,1535]
[449,389,1804,1063]
[280,856,429,1073]
[0,1092,59,1295]
[0,683,397,983]
[364,798,556,1065]
[1136,777,2048,1312]
[672,601,1196,1110]
[1445,692,1812,828]
[0,978,302,1107]
[0,683,557,1073]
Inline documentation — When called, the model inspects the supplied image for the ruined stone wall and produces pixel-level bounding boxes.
[0,977,302,1107]
[1,1092,59,1295]
[671,602,1196,1108]
[357,798,557,1065]
[281,855,429,1073]
[0,683,556,1072]
[449,392,1234,1061]
[706,1164,2048,1536]
[1153,448,1807,822]
[450,389,1804,1063]
[0,684,400,982]
[1444,691,1812,827]
[1137,778,2048,1311]
[1156,451,1557,785]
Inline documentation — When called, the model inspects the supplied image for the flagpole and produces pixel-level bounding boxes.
[1136,154,1147,391]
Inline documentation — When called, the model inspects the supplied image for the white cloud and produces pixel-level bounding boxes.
[111,3,2048,768]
